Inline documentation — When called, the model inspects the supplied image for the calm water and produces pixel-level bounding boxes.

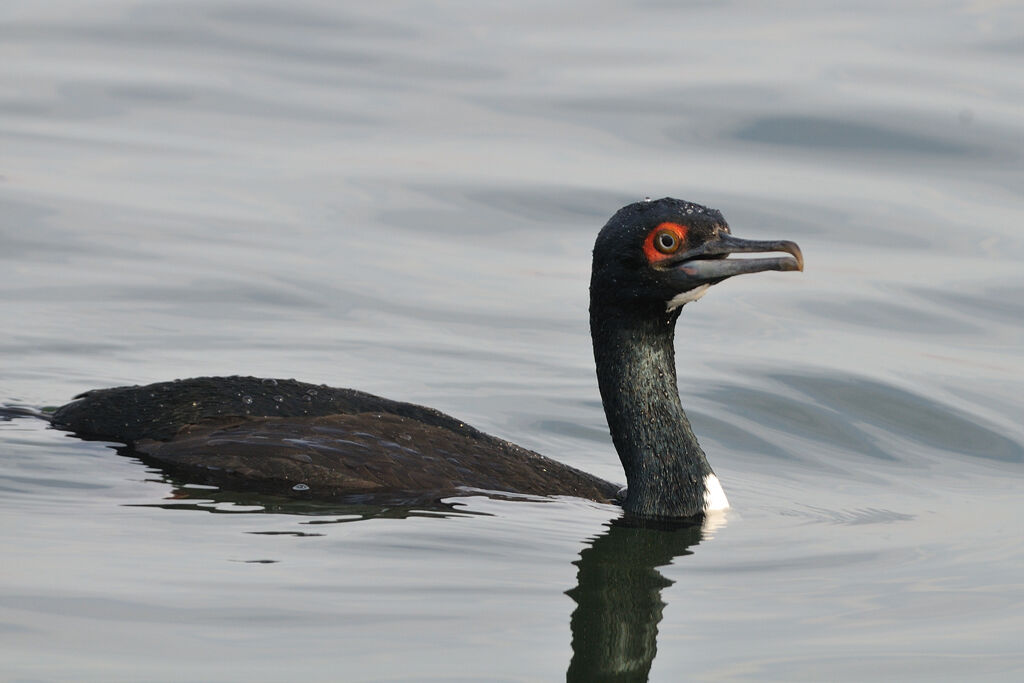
[2,1,1023,680]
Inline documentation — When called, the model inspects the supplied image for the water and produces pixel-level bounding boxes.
[2,1,1023,680]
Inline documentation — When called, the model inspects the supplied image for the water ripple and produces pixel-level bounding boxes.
[775,372,1024,464]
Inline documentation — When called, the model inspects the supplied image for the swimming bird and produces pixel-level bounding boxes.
[52,198,802,518]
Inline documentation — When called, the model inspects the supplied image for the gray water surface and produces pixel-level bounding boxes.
[2,1,1023,681]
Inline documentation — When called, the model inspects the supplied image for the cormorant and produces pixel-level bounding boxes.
[52,198,802,518]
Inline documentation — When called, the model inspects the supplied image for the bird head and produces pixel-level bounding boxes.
[591,197,803,312]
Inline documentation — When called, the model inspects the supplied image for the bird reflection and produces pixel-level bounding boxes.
[125,464,712,680]
[130,463,483,522]
[567,516,705,682]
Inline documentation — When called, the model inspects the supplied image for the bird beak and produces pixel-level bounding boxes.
[668,234,803,283]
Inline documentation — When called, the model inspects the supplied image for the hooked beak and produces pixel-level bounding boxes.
[667,234,803,284]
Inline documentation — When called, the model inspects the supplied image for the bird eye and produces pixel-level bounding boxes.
[654,230,680,254]
[643,222,689,264]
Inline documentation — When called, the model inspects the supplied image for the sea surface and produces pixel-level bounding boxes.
[2,1,1023,681]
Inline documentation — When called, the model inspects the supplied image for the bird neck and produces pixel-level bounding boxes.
[590,302,714,518]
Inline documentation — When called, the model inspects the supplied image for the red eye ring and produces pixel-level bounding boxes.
[643,222,688,263]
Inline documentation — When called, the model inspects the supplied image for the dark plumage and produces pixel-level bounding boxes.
[52,198,802,518]
[54,376,618,504]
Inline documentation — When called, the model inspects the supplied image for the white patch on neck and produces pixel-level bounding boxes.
[703,473,730,511]
[666,284,710,311]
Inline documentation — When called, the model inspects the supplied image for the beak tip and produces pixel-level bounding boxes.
[787,242,804,272]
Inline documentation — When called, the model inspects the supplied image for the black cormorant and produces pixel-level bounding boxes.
[52,198,802,518]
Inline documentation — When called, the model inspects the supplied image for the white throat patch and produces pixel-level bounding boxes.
[703,473,730,511]
[666,284,710,311]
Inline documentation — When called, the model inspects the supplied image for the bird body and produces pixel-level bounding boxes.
[54,376,620,505]
[53,198,802,518]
